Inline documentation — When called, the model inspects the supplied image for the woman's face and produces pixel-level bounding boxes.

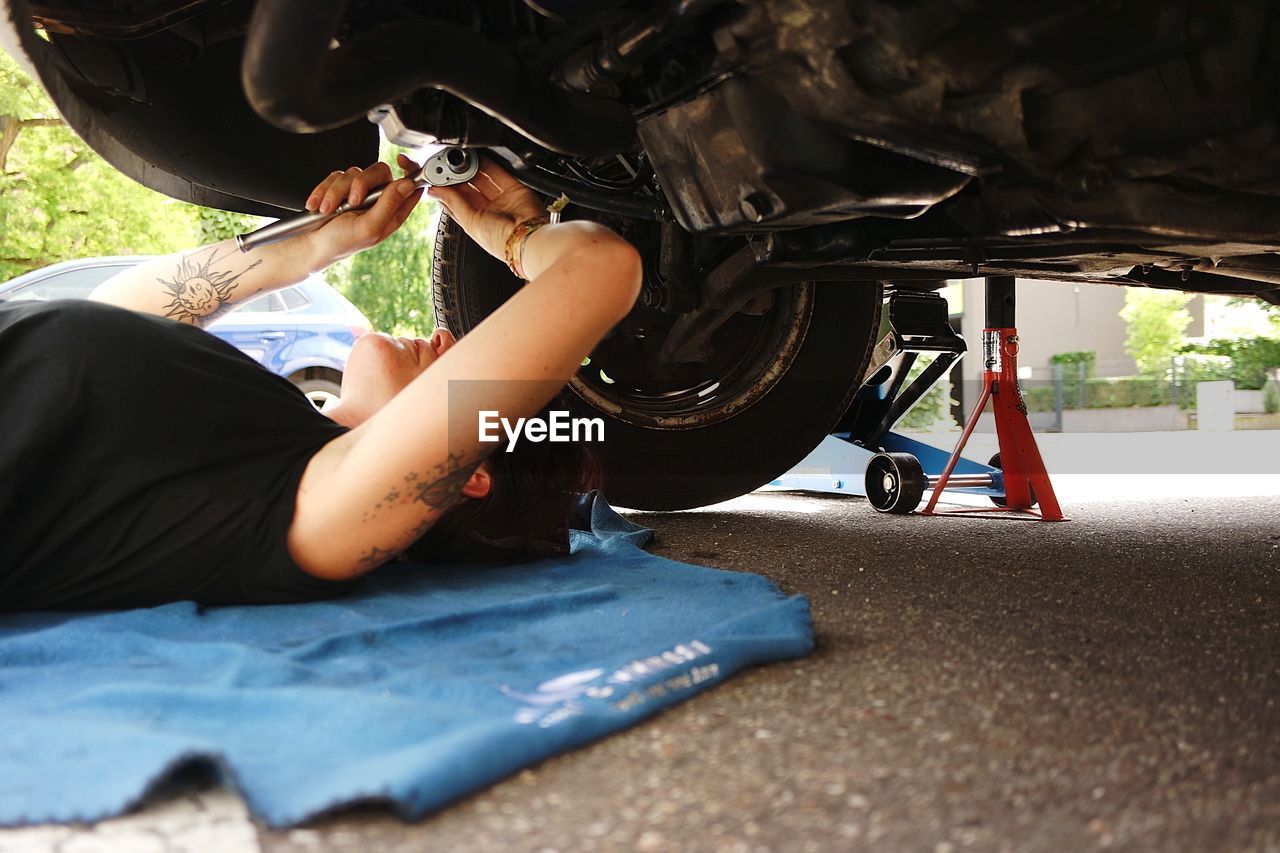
[334,328,456,424]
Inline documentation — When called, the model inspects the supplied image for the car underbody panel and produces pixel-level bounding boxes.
[6,0,1280,304]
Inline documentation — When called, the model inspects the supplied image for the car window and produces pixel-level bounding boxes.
[233,291,285,313]
[279,287,312,312]
[5,266,133,301]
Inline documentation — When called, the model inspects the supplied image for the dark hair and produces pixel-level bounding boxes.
[403,401,604,565]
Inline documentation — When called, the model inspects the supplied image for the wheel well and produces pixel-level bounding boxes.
[288,366,343,386]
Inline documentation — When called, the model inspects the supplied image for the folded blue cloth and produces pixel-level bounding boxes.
[0,495,812,827]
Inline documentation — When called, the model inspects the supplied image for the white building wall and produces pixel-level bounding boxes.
[955,278,1204,386]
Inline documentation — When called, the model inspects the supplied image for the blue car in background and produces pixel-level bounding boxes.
[0,256,373,412]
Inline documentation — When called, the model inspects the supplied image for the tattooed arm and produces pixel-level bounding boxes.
[288,233,641,579]
[286,160,643,580]
[90,239,285,327]
[89,162,422,326]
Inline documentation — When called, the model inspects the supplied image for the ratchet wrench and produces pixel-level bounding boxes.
[236,147,479,253]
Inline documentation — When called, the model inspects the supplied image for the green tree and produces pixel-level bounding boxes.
[323,141,439,336]
[326,206,438,336]
[195,207,261,243]
[897,354,959,431]
[1121,288,1192,375]
[1239,296,1280,335]
[1,46,435,312]
[0,50,197,280]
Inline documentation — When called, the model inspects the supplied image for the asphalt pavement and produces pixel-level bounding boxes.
[4,489,1278,852]
[263,489,1280,852]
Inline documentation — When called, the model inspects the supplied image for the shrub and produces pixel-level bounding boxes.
[1180,336,1280,390]
[1051,350,1096,408]
[1122,289,1192,375]
[1029,374,1172,412]
[898,354,959,431]
[1023,384,1056,413]
[1079,377,1168,409]
[1049,350,1097,375]
[1174,354,1234,408]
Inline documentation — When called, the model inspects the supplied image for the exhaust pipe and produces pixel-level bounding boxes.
[241,0,636,157]
[560,0,724,94]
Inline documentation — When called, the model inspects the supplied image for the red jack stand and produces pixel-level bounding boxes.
[919,277,1065,520]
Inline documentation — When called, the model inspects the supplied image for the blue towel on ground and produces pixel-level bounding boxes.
[0,495,812,828]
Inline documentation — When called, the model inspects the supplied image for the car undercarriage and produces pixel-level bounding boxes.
[6,0,1280,506]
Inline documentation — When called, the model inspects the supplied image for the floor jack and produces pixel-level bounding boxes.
[768,277,1065,520]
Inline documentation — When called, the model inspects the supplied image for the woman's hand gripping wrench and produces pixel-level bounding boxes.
[236,147,479,252]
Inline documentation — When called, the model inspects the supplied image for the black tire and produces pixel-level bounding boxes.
[293,376,343,413]
[865,452,928,514]
[431,213,882,510]
[987,452,1038,508]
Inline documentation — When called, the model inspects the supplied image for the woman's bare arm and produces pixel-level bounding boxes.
[88,236,320,327]
[286,165,642,579]
[89,163,422,325]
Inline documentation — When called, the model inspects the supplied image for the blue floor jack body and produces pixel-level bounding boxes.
[767,431,1006,502]
[768,278,1056,515]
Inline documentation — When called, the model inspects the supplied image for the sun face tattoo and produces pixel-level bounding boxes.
[158,247,262,325]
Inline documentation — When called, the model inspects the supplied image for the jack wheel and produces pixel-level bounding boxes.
[865,452,927,514]
[987,452,1038,508]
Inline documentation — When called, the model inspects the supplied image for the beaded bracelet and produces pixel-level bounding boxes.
[503,217,549,280]
[502,195,572,280]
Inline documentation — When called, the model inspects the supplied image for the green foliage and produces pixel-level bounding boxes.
[195,207,260,243]
[1264,377,1280,414]
[1121,288,1192,375]
[897,354,958,431]
[1049,350,1097,374]
[1081,377,1169,408]
[322,138,440,336]
[2,50,438,334]
[1029,329,1278,412]
[0,51,196,280]
[1227,294,1280,335]
[1022,383,1056,413]
[1050,350,1097,406]
[1026,375,1173,412]
[1174,354,1233,408]
[325,206,439,337]
[1180,336,1280,390]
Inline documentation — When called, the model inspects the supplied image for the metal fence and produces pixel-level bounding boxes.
[1017,356,1227,423]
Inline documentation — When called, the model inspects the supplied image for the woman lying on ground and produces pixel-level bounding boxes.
[0,155,642,612]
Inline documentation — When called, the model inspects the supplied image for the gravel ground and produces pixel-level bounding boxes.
[4,491,1279,852]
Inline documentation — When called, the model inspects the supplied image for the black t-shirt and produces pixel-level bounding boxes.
[0,300,363,612]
